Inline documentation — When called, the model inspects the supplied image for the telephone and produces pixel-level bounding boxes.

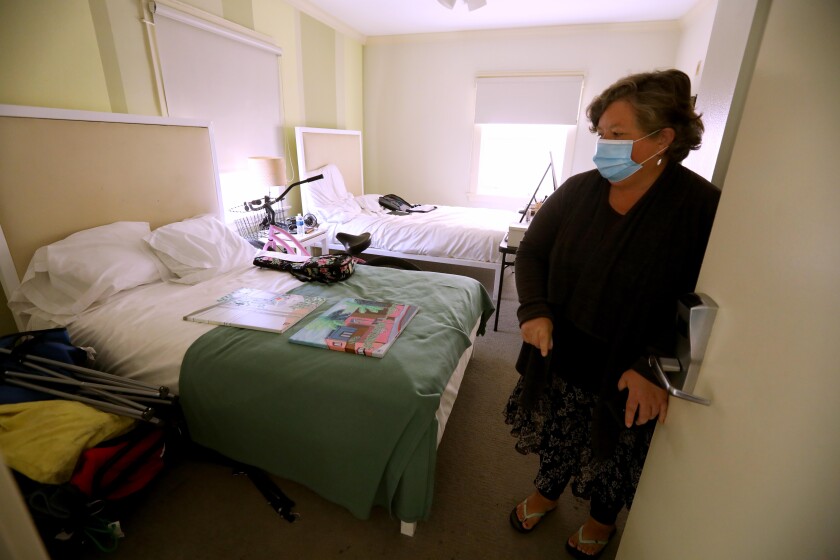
[378,194,437,214]
[379,194,413,212]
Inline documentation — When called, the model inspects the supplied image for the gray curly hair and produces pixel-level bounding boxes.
[586,69,704,162]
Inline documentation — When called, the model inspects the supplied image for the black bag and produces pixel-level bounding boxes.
[2,328,181,556]
[253,253,356,283]
[15,422,176,556]
[0,328,89,404]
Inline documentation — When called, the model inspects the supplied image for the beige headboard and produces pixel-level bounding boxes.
[294,127,364,200]
[0,105,223,332]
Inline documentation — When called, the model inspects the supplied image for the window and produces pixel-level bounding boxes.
[470,75,583,205]
[474,123,573,199]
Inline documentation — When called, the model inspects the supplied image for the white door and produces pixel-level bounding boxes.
[618,1,840,559]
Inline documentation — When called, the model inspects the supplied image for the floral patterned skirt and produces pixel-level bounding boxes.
[504,372,654,513]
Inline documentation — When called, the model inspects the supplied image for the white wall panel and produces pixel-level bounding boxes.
[153,2,283,173]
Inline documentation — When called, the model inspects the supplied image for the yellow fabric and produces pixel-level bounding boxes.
[0,400,135,484]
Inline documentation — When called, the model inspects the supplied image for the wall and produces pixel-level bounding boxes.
[340,36,364,133]
[0,0,363,180]
[674,0,717,96]
[681,0,761,183]
[618,0,840,557]
[363,20,720,207]
[300,13,338,128]
[0,0,111,111]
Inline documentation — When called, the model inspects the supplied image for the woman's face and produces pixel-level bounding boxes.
[596,100,662,166]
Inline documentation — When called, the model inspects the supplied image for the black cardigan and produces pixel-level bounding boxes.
[513,162,720,456]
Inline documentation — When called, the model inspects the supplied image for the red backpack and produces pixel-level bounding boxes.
[70,423,168,501]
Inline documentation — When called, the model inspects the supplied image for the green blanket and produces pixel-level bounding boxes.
[180,266,494,521]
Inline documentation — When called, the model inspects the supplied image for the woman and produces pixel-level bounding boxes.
[504,69,719,559]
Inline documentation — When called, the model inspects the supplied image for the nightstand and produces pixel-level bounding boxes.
[494,236,517,331]
[290,226,328,255]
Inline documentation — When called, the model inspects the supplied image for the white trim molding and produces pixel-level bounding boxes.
[150,0,283,55]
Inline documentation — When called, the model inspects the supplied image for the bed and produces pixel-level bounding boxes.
[295,127,521,298]
[0,105,494,536]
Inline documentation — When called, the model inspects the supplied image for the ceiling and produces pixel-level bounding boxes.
[295,0,703,38]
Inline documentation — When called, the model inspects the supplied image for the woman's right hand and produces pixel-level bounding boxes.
[521,317,553,357]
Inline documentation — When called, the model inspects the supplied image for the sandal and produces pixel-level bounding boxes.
[508,495,556,534]
[564,525,617,560]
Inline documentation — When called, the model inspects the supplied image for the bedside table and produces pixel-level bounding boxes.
[288,226,328,255]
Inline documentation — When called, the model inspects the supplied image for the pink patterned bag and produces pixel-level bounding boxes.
[253,253,356,283]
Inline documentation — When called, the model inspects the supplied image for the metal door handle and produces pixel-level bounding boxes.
[649,355,711,406]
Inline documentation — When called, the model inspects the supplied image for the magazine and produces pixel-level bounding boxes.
[288,298,419,358]
[184,288,325,334]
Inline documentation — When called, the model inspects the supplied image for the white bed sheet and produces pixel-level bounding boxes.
[323,205,519,263]
[66,264,301,394]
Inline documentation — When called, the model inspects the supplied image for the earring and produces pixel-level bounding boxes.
[657,145,669,166]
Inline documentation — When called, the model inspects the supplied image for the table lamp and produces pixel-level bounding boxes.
[248,156,288,226]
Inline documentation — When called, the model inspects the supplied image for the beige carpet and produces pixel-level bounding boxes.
[80,267,626,559]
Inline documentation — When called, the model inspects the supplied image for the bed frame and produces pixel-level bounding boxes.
[0,105,222,332]
[0,106,478,538]
[294,126,504,298]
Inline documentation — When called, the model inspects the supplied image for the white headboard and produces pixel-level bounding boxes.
[294,127,364,216]
[0,105,223,332]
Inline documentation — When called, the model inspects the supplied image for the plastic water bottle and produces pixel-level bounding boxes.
[295,214,305,234]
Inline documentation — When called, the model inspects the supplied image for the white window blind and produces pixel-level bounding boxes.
[474,75,584,125]
[151,2,284,173]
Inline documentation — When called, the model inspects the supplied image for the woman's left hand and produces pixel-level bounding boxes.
[617,369,669,428]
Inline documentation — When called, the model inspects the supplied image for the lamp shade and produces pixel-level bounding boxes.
[248,156,287,188]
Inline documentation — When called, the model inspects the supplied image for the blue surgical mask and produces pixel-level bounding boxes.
[593,129,664,182]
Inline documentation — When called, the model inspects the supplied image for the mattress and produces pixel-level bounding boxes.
[65,263,484,447]
[322,205,520,264]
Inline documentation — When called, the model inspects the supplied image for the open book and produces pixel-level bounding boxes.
[288,298,419,358]
[184,288,325,334]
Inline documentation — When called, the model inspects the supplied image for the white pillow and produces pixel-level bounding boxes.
[355,194,387,214]
[145,214,256,284]
[13,221,167,317]
[302,164,361,224]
